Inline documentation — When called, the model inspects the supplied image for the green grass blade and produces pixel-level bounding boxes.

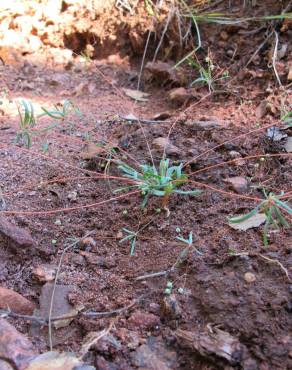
[263,209,272,246]
[274,206,290,228]
[275,199,292,215]
[130,238,136,256]
[228,206,261,224]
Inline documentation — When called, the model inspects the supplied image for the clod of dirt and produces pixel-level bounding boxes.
[145,61,187,86]
[37,283,77,329]
[152,137,182,157]
[0,216,35,252]
[80,237,97,249]
[244,272,257,283]
[26,351,95,370]
[0,286,35,315]
[82,332,121,356]
[151,111,173,121]
[175,327,248,367]
[168,87,193,106]
[0,318,36,370]
[79,251,116,269]
[116,327,141,350]
[183,118,221,130]
[32,264,57,283]
[256,100,270,119]
[160,294,182,320]
[123,88,150,102]
[225,176,249,194]
[131,336,177,370]
[128,310,160,331]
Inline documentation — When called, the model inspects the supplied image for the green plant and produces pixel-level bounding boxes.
[15,100,36,148]
[117,158,201,210]
[164,281,173,295]
[189,55,229,92]
[176,231,203,256]
[39,100,78,120]
[281,110,292,127]
[119,228,139,256]
[229,191,291,246]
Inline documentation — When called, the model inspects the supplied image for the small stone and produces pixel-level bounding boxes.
[256,101,269,119]
[0,287,35,315]
[145,61,186,86]
[149,302,160,314]
[0,318,36,370]
[32,264,56,283]
[80,237,97,249]
[184,119,221,130]
[226,49,234,57]
[128,311,160,330]
[225,176,249,193]
[37,283,76,329]
[70,254,86,266]
[0,216,35,251]
[152,137,181,157]
[284,137,292,153]
[244,272,256,283]
[95,356,119,370]
[229,150,242,159]
[168,87,192,106]
[89,333,121,355]
[26,351,95,370]
[67,191,77,201]
[79,251,106,267]
[220,31,229,40]
[131,337,177,370]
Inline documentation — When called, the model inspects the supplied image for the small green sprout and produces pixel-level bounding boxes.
[229,191,291,246]
[119,228,137,256]
[176,231,203,256]
[39,100,79,120]
[16,99,36,148]
[117,158,201,209]
[281,110,292,127]
[164,281,173,295]
[189,55,229,92]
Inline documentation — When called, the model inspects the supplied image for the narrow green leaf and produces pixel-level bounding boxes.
[228,206,260,224]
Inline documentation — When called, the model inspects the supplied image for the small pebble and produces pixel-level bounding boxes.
[244,272,256,283]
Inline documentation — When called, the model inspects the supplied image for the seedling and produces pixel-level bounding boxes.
[176,231,203,258]
[164,281,173,295]
[119,228,139,256]
[189,55,229,92]
[281,110,292,127]
[39,100,79,120]
[229,191,291,246]
[16,99,36,148]
[117,159,201,210]
[119,219,155,255]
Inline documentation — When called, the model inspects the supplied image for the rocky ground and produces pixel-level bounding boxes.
[0,1,291,369]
